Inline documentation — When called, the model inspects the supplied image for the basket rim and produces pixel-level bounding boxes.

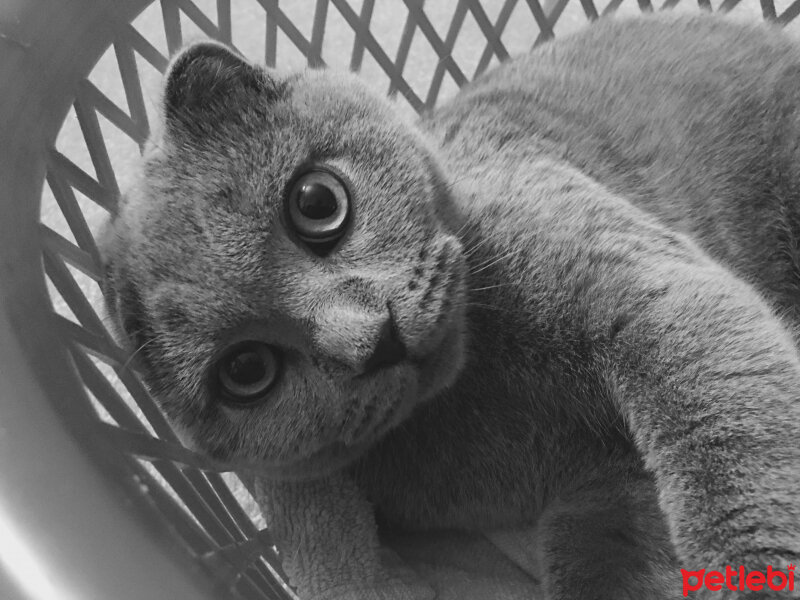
[0,1,221,598]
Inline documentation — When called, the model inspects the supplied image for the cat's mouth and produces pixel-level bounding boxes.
[344,311,466,444]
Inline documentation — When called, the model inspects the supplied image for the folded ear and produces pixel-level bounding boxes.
[163,41,274,132]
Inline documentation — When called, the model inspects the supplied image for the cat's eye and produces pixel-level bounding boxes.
[215,341,280,405]
[286,167,350,255]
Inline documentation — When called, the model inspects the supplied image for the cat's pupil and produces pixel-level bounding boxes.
[216,341,278,404]
[226,351,266,385]
[297,183,338,220]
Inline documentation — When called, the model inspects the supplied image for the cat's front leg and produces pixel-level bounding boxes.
[536,453,681,600]
[251,472,435,600]
[607,263,800,595]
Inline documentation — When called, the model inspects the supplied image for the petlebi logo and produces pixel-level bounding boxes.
[681,564,795,597]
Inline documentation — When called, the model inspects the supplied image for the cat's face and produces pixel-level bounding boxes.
[100,43,467,475]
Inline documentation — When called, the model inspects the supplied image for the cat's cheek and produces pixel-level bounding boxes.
[228,375,346,463]
[198,354,432,468]
[416,317,467,398]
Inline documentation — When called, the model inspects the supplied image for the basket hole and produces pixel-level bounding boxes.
[221,473,266,529]
[133,50,167,126]
[660,0,699,12]
[66,261,104,308]
[96,112,145,195]
[229,0,267,64]
[497,0,543,57]
[423,2,458,39]
[357,41,391,88]
[55,107,97,185]
[135,457,206,530]
[89,46,131,117]
[720,1,754,17]
[551,0,595,37]
[46,277,81,326]
[43,248,104,332]
[323,3,359,71]
[177,0,224,46]
[71,185,111,241]
[132,2,171,59]
[84,385,119,426]
[275,22,314,70]
[275,0,316,48]
[369,0,409,61]
[40,184,78,246]
[451,9,490,84]
[403,25,445,105]
[436,73,460,106]
[604,0,646,17]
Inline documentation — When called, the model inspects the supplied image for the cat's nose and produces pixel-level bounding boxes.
[359,314,407,375]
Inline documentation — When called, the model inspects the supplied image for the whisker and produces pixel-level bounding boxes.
[469,283,517,293]
[119,336,159,374]
[454,300,514,314]
[468,245,518,265]
[451,218,474,240]
[459,227,492,252]
[469,250,521,275]
[462,235,494,258]
[442,172,480,190]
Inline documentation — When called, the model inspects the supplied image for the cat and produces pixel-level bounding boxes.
[99,11,800,600]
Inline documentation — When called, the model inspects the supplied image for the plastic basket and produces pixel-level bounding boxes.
[1,1,797,599]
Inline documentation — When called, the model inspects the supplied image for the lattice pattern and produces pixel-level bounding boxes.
[37,0,800,598]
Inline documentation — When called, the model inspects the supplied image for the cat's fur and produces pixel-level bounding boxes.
[100,12,800,600]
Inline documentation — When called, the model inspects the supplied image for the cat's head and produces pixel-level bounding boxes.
[99,42,467,476]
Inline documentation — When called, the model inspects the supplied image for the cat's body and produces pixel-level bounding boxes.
[101,12,800,600]
[355,15,800,587]
[440,14,800,328]
[357,8,800,531]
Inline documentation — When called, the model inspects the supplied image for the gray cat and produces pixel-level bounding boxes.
[100,11,800,600]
